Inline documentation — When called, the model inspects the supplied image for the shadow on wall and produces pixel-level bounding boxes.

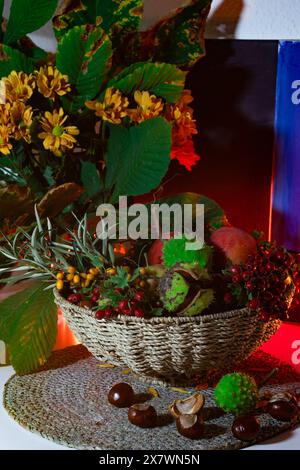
[158,39,278,236]
[206,0,244,39]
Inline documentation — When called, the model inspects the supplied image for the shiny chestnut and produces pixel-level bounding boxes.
[232,415,260,442]
[108,383,134,408]
[176,414,204,439]
[267,400,298,422]
[128,403,157,428]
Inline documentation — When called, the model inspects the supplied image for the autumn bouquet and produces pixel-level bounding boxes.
[0,0,211,230]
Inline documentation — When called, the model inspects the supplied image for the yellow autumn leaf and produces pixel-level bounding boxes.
[170,387,190,394]
[97,363,115,368]
[148,386,159,398]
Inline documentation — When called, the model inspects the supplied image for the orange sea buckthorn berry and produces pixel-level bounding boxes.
[139,267,146,276]
[139,280,146,288]
[127,274,132,281]
[67,273,74,282]
[80,273,87,279]
[56,280,64,290]
[56,272,64,280]
[87,273,94,281]
[67,266,76,275]
[89,268,99,276]
[106,268,116,276]
[73,274,80,284]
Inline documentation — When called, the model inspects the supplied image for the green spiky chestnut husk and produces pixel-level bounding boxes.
[159,271,189,312]
[183,289,214,316]
[163,238,213,269]
[214,373,259,416]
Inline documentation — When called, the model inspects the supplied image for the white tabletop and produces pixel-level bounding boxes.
[1,366,299,450]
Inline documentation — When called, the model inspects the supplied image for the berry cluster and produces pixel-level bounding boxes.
[226,242,298,321]
[95,290,145,319]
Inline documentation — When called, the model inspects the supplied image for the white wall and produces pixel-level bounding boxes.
[3,0,300,52]
[143,0,300,40]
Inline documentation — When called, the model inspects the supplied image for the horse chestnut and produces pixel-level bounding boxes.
[232,415,260,442]
[176,414,204,439]
[128,403,157,428]
[267,400,298,422]
[108,383,134,408]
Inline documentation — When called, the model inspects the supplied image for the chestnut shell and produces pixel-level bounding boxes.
[128,403,157,428]
[108,383,134,408]
[176,414,204,440]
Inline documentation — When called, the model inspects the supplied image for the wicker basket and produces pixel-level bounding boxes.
[54,289,281,385]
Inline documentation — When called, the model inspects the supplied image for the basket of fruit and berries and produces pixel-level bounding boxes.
[53,224,298,385]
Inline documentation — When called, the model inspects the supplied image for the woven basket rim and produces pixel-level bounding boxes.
[54,289,265,325]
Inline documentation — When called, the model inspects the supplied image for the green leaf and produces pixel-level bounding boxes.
[4,0,59,45]
[151,0,212,67]
[106,62,186,103]
[81,161,103,198]
[156,193,228,233]
[43,166,56,187]
[106,117,171,202]
[53,0,143,45]
[0,44,34,77]
[56,25,112,111]
[84,0,143,34]
[0,1,4,17]
[0,283,57,374]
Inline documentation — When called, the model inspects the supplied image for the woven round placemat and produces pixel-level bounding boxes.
[3,345,300,450]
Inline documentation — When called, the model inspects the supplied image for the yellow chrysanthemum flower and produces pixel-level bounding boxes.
[3,71,35,103]
[0,125,12,156]
[86,88,129,124]
[38,108,79,156]
[128,90,164,123]
[0,103,11,126]
[9,102,33,143]
[36,65,71,100]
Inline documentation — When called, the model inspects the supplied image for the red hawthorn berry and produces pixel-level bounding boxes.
[104,308,113,318]
[259,310,270,322]
[230,266,241,275]
[134,308,144,318]
[248,299,260,310]
[118,300,129,311]
[245,281,254,290]
[67,293,82,304]
[133,291,143,302]
[91,294,99,303]
[224,293,233,304]
[95,310,106,319]
[232,275,241,283]
[93,287,100,296]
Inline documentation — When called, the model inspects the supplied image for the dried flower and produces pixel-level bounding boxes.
[2,71,35,103]
[166,90,198,146]
[38,108,79,156]
[129,90,164,123]
[86,88,129,124]
[36,65,71,100]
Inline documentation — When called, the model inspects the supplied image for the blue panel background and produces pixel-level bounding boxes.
[272,41,300,251]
